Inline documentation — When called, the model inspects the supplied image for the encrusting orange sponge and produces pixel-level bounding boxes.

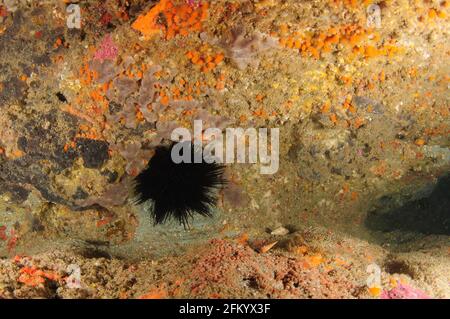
[131,0,171,38]
[132,0,209,40]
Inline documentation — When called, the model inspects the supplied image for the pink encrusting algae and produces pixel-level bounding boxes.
[381,283,431,299]
[94,34,119,62]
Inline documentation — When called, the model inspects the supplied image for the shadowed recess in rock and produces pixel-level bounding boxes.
[365,174,450,236]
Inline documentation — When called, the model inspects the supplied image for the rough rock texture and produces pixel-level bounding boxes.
[0,0,448,298]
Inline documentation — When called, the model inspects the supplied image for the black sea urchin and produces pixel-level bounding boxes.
[134,142,225,227]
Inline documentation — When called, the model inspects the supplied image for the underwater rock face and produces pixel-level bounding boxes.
[0,111,79,206]
[76,138,110,169]
[0,0,449,299]
[366,174,450,236]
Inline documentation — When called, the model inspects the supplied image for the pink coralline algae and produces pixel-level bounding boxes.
[381,283,431,299]
[94,35,119,62]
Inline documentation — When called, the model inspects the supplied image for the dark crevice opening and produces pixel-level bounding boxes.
[365,173,450,236]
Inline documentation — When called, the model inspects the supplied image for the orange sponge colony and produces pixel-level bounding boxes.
[132,0,209,40]
[132,0,170,38]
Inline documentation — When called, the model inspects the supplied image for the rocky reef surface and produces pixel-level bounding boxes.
[0,0,448,298]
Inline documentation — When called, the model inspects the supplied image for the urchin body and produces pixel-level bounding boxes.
[134,142,225,227]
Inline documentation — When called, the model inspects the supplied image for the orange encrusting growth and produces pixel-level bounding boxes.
[185,46,224,73]
[18,266,61,287]
[278,23,401,60]
[329,0,364,8]
[132,0,209,40]
[131,0,171,38]
[61,57,114,153]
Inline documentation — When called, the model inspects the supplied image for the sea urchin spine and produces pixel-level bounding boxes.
[134,142,225,227]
